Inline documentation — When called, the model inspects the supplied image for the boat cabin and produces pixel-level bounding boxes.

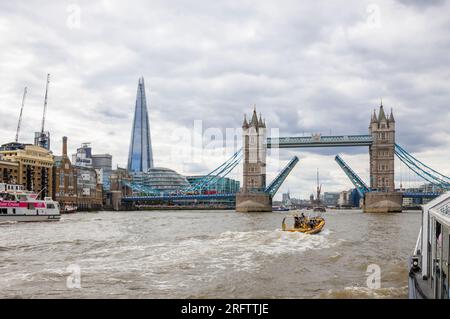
[411,192,450,299]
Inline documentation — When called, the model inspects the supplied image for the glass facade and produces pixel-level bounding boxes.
[186,176,240,194]
[127,77,154,172]
[132,168,190,194]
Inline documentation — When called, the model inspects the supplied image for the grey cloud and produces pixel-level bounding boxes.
[0,0,449,198]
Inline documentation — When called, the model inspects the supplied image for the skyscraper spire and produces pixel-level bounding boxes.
[127,77,154,172]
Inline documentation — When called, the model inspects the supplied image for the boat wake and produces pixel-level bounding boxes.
[318,286,408,299]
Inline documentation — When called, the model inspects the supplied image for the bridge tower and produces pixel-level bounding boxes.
[236,107,272,212]
[365,103,402,212]
[369,103,395,192]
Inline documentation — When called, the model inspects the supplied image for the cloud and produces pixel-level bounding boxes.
[0,0,449,199]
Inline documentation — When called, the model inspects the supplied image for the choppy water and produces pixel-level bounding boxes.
[0,209,421,298]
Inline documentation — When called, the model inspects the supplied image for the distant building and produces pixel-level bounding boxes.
[133,168,190,194]
[127,77,154,172]
[338,190,351,207]
[186,175,240,194]
[53,137,77,209]
[323,192,340,206]
[72,143,93,167]
[75,165,103,211]
[282,192,292,206]
[72,143,112,187]
[34,131,51,150]
[0,142,54,198]
[349,189,362,207]
[337,189,361,207]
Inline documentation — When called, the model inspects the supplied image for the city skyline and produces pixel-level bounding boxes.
[0,1,449,198]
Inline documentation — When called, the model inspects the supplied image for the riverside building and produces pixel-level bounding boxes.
[0,142,54,198]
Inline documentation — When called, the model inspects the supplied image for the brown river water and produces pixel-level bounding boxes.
[0,209,421,298]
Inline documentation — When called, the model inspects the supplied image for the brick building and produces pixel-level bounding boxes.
[53,137,77,209]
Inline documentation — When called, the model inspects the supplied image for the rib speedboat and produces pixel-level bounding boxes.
[281,211,325,234]
[0,183,60,222]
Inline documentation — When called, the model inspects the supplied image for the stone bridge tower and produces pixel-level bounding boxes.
[236,107,272,212]
[365,103,402,213]
[369,103,395,192]
[242,108,266,192]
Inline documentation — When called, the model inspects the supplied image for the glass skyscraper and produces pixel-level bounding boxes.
[127,77,154,172]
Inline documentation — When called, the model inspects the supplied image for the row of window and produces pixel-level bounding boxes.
[0,208,15,214]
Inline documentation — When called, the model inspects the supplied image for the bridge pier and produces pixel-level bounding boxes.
[363,192,402,213]
[236,192,272,212]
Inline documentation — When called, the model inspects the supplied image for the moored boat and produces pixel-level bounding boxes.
[0,183,60,222]
[62,204,77,214]
[272,205,289,212]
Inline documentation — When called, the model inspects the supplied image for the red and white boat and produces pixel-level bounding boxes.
[0,183,60,222]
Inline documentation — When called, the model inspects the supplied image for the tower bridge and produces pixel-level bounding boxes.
[122,102,448,213]
[236,103,448,213]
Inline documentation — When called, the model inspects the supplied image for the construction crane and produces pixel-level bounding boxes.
[40,73,50,136]
[15,86,28,142]
[35,74,50,149]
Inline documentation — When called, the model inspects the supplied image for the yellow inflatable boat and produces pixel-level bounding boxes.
[281,214,325,234]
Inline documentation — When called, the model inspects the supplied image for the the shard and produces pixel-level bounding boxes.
[127,77,154,172]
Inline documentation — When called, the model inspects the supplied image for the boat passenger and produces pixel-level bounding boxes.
[294,216,301,228]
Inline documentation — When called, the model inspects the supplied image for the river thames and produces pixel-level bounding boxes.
[0,209,421,298]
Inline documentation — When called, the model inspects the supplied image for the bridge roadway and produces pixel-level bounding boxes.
[266,135,373,148]
[122,191,440,203]
[122,193,236,202]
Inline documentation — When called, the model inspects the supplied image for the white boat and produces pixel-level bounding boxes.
[62,204,77,214]
[408,191,450,299]
[0,183,61,222]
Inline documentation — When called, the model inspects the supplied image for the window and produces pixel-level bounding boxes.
[60,172,65,189]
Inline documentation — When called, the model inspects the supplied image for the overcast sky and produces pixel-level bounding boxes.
[0,0,449,199]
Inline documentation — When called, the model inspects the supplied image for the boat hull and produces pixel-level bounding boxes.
[282,220,325,234]
[62,209,77,214]
[0,214,60,222]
